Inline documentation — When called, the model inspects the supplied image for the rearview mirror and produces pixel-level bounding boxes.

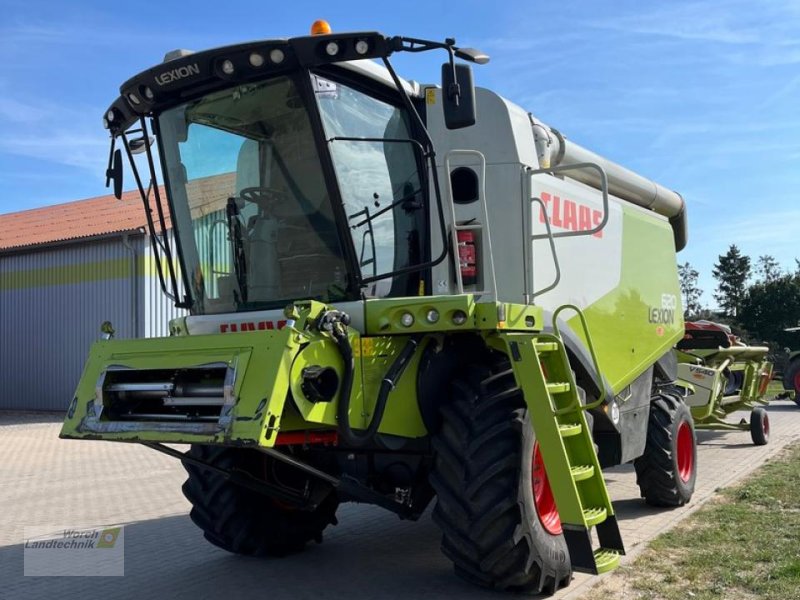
[441,62,476,130]
[106,148,123,199]
[129,135,155,155]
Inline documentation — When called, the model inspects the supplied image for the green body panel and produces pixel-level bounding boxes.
[569,205,684,395]
[288,333,428,437]
[288,333,361,429]
[363,295,543,335]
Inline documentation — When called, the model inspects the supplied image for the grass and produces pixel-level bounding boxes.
[588,443,800,600]
[766,380,788,397]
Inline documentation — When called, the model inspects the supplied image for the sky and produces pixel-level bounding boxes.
[1,0,799,305]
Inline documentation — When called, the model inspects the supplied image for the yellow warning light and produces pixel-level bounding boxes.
[311,20,332,35]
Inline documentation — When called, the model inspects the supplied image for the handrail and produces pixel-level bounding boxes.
[552,304,607,412]
[530,197,562,299]
[530,162,610,241]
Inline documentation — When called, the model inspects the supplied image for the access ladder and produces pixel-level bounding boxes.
[494,307,624,574]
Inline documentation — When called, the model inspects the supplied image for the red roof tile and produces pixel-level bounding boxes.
[0,187,172,252]
[0,173,238,252]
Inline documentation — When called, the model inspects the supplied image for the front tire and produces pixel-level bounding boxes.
[634,392,697,507]
[750,407,770,446]
[182,445,338,556]
[430,357,572,594]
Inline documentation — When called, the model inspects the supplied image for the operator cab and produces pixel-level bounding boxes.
[103,28,486,315]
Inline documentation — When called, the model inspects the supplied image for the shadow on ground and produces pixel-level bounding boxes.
[2,487,683,599]
[0,508,501,600]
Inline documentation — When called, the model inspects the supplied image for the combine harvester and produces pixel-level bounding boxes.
[62,21,695,594]
[677,321,773,445]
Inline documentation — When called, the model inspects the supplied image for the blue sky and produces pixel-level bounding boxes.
[1,0,799,304]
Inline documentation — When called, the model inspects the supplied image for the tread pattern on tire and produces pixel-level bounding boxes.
[782,360,800,404]
[182,445,338,556]
[430,358,572,595]
[750,406,769,446]
[634,392,696,507]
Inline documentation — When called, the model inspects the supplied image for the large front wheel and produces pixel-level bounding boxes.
[430,357,572,594]
[182,445,339,556]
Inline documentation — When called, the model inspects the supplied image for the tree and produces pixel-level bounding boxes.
[712,244,751,318]
[739,275,800,349]
[755,255,782,284]
[678,261,703,318]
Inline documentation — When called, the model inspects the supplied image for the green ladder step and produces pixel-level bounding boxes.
[558,422,582,437]
[593,549,621,574]
[546,382,571,394]
[534,342,559,353]
[570,464,595,482]
[583,506,608,527]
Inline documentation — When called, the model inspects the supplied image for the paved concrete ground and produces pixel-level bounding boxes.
[1,400,798,600]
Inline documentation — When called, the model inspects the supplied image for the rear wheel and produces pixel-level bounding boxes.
[634,392,697,507]
[784,359,800,406]
[430,356,572,594]
[182,445,338,556]
[750,407,770,446]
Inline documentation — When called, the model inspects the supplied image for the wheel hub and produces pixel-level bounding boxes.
[676,421,694,483]
[532,442,562,535]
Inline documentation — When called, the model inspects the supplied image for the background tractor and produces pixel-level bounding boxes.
[779,327,800,404]
[62,23,695,594]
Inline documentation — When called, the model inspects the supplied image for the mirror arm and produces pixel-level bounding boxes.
[445,46,461,107]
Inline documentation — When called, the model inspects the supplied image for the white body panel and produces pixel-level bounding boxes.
[530,175,623,311]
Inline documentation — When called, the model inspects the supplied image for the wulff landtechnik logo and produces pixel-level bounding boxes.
[24,526,125,576]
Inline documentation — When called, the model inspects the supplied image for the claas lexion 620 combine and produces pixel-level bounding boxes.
[61,21,695,594]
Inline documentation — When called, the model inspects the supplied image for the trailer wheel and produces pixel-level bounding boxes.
[182,445,338,556]
[750,407,770,446]
[430,356,572,594]
[782,359,800,406]
[634,392,697,507]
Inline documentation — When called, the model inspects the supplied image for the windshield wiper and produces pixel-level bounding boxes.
[226,197,248,305]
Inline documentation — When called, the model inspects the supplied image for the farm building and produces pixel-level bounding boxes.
[0,191,185,411]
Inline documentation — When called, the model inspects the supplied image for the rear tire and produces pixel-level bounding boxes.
[634,392,697,507]
[750,407,769,446]
[430,356,572,594]
[782,359,800,406]
[182,445,338,556]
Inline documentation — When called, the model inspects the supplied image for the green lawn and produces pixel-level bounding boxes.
[588,443,800,599]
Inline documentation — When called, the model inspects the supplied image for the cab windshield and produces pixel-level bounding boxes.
[159,75,348,314]
[158,72,427,314]
[313,74,426,298]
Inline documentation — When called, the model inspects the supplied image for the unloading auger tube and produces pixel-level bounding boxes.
[317,310,423,447]
[531,117,688,251]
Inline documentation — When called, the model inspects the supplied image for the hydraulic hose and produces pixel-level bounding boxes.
[319,310,422,447]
